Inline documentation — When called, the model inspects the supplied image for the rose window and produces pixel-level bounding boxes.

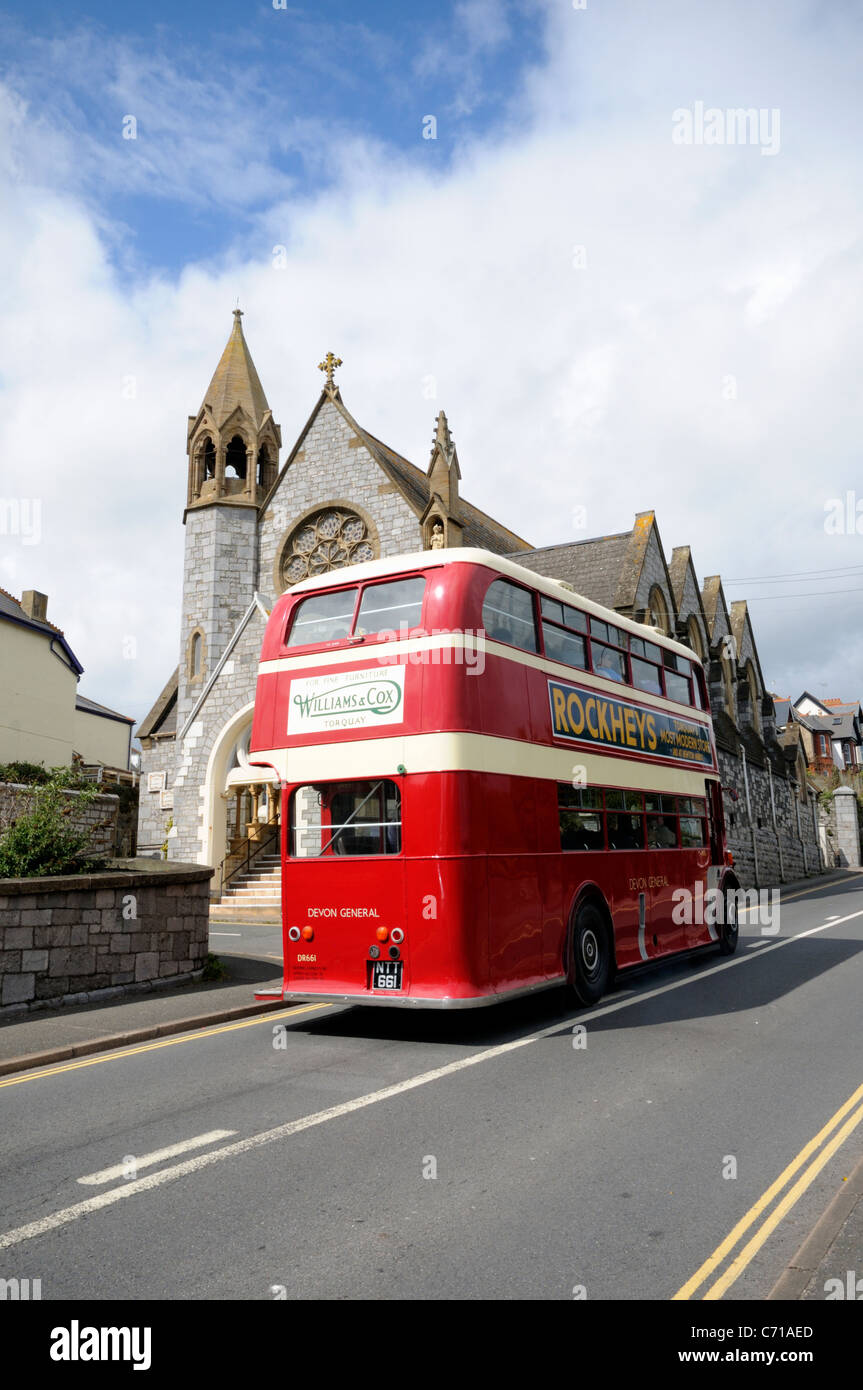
[281,508,376,586]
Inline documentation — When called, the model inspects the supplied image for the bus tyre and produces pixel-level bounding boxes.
[568,902,611,1006]
[719,883,739,956]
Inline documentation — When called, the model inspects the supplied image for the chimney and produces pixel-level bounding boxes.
[21,590,48,623]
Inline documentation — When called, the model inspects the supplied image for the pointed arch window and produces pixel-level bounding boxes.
[646,586,670,635]
[256,445,272,490]
[202,438,216,481]
[225,435,247,481]
[188,628,205,684]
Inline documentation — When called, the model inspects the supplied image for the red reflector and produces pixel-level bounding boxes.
[376,927,389,943]
[302,926,314,941]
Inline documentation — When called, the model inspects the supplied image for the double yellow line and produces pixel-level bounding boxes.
[674,1079,863,1299]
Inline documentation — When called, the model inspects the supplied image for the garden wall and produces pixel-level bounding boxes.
[0,781,119,859]
[0,859,212,1014]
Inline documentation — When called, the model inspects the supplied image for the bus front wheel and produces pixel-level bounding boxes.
[568,902,611,1006]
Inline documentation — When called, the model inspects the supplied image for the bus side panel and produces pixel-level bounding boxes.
[535,779,565,978]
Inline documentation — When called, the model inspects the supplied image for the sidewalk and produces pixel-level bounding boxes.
[769,1149,863,1301]
[0,952,285,1077]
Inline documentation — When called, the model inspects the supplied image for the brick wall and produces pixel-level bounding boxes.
[0,860,212,1014]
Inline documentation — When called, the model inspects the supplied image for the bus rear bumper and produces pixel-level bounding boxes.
[259,977,566,1009]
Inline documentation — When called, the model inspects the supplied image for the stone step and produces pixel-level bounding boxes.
[222,889,279,900]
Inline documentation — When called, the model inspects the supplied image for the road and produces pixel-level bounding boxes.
[1,874,862,1301]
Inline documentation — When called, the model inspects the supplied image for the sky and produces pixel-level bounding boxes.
[1,0,862,729]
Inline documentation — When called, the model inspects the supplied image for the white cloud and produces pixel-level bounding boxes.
[1,0,862,724]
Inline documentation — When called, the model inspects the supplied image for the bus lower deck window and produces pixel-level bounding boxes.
[291,780,402,856]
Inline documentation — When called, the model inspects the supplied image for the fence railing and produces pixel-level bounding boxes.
[215,824,279,900]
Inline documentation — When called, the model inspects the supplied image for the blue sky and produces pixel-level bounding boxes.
[0,1,545,275]
[1,0,862,723]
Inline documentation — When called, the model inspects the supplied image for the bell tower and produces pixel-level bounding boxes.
[177,311,281,735]
[186,309,281,511]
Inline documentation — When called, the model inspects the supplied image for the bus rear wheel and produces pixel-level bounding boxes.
[719,884,739,956]
[568,902,611,1006]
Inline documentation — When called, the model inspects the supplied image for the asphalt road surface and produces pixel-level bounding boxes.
[2,874,862,1301]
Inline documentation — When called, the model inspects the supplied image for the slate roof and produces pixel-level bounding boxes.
[0,586,83,674]
[76,694,135,725]
[355,422,533,556]
[505,533,633,609]
[136,668,179,740]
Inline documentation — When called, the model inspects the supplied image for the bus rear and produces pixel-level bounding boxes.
[249,553,492,1006]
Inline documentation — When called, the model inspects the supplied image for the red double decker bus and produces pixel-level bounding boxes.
[250,549,739,1008]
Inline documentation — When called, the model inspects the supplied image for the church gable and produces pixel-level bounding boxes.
[258,397,421,598]
[668,547,710,656]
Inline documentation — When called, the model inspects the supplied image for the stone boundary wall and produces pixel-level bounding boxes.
[0,781,119,860]
[718,746,823,888]
[819,786,862,869]
[0,859,212,1015]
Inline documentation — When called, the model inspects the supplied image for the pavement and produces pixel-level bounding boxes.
[769,1148,863,1301]
[0,951,284,1078]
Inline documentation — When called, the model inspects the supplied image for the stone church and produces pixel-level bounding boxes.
[137,312,823,894]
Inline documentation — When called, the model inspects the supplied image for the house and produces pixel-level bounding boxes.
[0,587,134,775]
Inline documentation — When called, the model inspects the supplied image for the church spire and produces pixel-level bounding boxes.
[185,311,281,514]
[199,308,272,431]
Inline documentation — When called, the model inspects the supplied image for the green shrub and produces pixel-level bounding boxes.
[201,953,228,981]
[0,775,108,878]
[0,761,51,786]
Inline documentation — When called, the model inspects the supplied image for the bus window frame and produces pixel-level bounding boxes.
[283,572,428,654]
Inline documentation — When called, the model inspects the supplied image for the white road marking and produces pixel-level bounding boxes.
[211,932,242,937]
[2,903,862,1252]
[77,1130,237,1186]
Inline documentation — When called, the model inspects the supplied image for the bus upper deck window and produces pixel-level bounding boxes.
[287,587,358,647]
[355,576,426,638]
[482,579,538,652]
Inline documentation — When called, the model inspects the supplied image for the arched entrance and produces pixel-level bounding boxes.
[201,703,280,879]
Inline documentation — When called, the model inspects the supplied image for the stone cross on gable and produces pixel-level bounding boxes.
[318,352,343,388]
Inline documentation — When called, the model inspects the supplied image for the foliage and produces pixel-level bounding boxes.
[0,761,95,791]
[0,761,52,786]
[200,953,228,982]
[0,774,108,878]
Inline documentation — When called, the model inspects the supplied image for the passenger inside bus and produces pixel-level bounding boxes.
[607,813,645,850]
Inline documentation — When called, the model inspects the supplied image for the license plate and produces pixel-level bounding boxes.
[371,959,403,991]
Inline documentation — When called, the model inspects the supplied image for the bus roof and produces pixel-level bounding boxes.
[283,547,699,663]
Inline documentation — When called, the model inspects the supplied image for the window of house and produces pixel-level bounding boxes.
[482,579,538,652]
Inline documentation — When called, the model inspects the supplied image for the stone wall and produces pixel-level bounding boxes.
[819,786,862,868]
[718,740,823,888]
[137,743,177,857]
[0,782,119,860]
[0,859,212,1014]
